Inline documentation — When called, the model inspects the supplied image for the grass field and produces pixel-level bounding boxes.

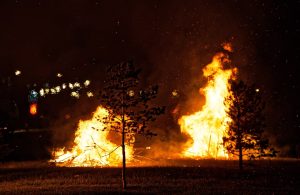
[0,159,299,194]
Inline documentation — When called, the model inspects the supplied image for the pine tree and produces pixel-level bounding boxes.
[223,79,277,170]
[100,61,165,189]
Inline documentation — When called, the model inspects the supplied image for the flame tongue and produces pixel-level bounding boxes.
[179,47,236,158]
[52,106,133,167]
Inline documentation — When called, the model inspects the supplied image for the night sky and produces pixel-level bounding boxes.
[0,0,299,154]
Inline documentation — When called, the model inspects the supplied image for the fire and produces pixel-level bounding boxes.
[51,106,134,167]
[179,44,236,158]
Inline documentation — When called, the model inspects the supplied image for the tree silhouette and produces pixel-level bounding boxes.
[223,79,277,170]
[100,61,165,189]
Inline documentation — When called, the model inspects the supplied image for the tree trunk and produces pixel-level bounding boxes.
[238,128,243,170]
[121,80,127,190]
[237,105,243,170]
[239,142,243,170]
[122,122,127,189]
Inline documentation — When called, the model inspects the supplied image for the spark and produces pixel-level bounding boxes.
[222,42,233,52]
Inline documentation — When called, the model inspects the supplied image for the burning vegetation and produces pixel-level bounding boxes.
[51,43,276,169]
[52,106,134,167]
[179,44,236,159]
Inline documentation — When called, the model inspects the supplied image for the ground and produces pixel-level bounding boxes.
[0,159,299,194]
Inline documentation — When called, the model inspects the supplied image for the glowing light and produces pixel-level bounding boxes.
[50,88,57,94]
[29,103,38,115]
[84,80,91,87]
[39,89,45,97]
[35,80,92,98]
[256,88,260,92]
[55,86,61,93]
[74,82,80,88]
[172,90,179,97]
[128,90,135,97]
[29,90,38,103]
[87,91,94,97]
[69,83,74,89]
[71,91,80,98]
[15,70,21,76]
[57,73,63,78]
[62,83,67,89]
[179,44,236,159]
[222,42,233,52]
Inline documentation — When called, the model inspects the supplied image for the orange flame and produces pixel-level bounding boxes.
[179,44,237,159]
[51,106,134,167]
[29,103,37,115]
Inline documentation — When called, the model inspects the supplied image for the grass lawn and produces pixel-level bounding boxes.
[0,159,299,194]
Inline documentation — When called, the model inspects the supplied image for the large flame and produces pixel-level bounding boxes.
[179,45,236,158]
[51,106,133,167]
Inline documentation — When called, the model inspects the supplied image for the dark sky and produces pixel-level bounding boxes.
[0,0,299,150]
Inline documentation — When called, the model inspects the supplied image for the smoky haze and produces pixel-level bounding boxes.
[0,0,298,157]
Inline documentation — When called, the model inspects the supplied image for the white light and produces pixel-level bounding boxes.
[15,70,21,76]
[50,88,56,94]
[255,88,260,92]
[57,73,63,78]
[71,91,80,98]
[39,89,45,97]
[62,83,67,89]
[74,82,80,88]
[87,91,94,97]
[69,83,74,89]
[55,86,61,93]
[84,80,91,87]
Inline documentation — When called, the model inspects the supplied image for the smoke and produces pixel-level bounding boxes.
[50,95,100,149]
[1,1,288,160]
[45,1,259,159]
